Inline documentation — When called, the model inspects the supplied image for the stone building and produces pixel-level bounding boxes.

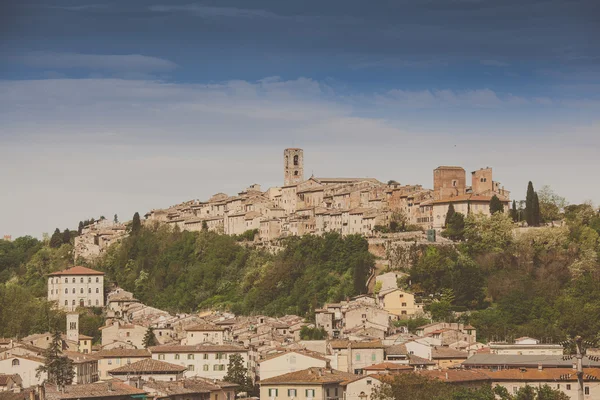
[47,266,105,311]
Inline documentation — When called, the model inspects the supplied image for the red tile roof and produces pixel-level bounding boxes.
[259,367,358,385]
[109,358,186,374]
[48,266,104,276]
[363,362,413,371]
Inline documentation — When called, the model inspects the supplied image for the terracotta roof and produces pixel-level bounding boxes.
[385,344,408,356]
[0,374,19,386]
[408,354,436,366]
[184,323,224,332]
[341,374,382,386]
[463,354,600,368]
[144,377,238,395]
[109,358,186,374]
[431,347,468,360]
[259,367,358,385]
[78,334,94,340]
[149,344,247,353]
[363,362,413,371]
[483,367,600,382]
[48,266,104,276]
[417,369,491,383]
[44,380,147,399]
[94,348,151,358]
[63,351,100,363]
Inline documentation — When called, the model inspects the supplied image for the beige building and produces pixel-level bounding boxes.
[259,350,330,381]
[47,265,105,310]
[183,324,225,345]
[489,337,563,356]
[328,341,386,374]
[142,377,238,400]
[100,321,147,349]
[95,348,151,380]
[149,344,248,380]
[344,305,389,333]
[377,288,423,317]
[259,367,357,400]
[109,358,186,382]
[342,375,382,400]
[0,355,45,388]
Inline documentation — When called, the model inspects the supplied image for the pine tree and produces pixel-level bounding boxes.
[131,212,141,234]
[77,221,84,235]
[533,192,541,226]
[489,195,504,215]
[511,200,518,222]
[36,330,74,390]
[49,228,63,248]
[223,353,252,394]
[142,327,157,348]
[62,229,71,245]
[525,181,536,226]
[444,203,456,228]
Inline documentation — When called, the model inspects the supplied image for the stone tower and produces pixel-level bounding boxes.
[284,148,304,186]
[67,312,79,343]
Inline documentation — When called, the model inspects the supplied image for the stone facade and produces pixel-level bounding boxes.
[47,266,105,311]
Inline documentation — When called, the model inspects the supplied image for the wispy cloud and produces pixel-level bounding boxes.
[9,52,177,73]
[149,4,280,19]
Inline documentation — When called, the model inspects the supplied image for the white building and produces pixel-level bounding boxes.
[149,344,248,380]
[47,266,105,311]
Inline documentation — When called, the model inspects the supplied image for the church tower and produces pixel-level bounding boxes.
[284,148,304,186]
[66,312,79,343]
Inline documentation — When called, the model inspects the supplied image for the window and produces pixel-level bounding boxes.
[326,389,330,397]
[567,384,571,390]
[12,359,20,366]
[203,364,209,371]
[108,359,112,365]
[188,354,194,360]
[203,354,209,360]
[585,387,590,395]
[72,278,75,283]
[366,380,372,385]
[513,387,518,394]
[401,311,407,315]
[88,288,91,293]
[293,155,299,166]
[175,354,180,360]
[335,388,338,397]
[402,302,407,307]
[214,364,219,371]
[65,288,68,294]
[294,171,298,176]
[268,388,278,397]
[371,353,376,361]
[80,277,84,283]
[95,299,99,305]
[51,289,53,295]
[305,389,315,398]
[188,364,195,371]
[158,354,165,360]
[361,314,366,319]
[72,300,75,305]
[64,278,68,283]
[88,277,91,283]
[96,277,99,283]
[80,288,84,294]
[287,389,296,397]
[70,322,77,330]
[356,354,361,361]
[72,288,75,294]
[88,299,91,306]
[65,300,68,306]
[96,288,99,293]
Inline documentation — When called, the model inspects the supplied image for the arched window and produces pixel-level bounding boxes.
[88,299,91,306]
[88,277,91,283]
[12,359,19,367]
[65,288,68,294]
[96,288,99,293]
[293,155,299,166]
[72,278,75,283]
[50,278,53,284]
[80,288,84,294]
[72,288,76,294]
[72,300,76,305]
[175,354,180,360]
[80,277,83,283]
[96,277,99,283]
[64,300,68,306]
[88,288,91,293]
[64,278,68,283]
[187,354,194,360]
[95,299,99,306]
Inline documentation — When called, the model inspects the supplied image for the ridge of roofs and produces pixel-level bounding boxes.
[149,344,246,353]
[259,367,357,385]
[48,266,104,276]
[109,358,186,374]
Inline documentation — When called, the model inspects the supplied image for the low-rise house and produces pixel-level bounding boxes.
[344,306,389,333]
[109,359,187,382]
[431,347,469,369]
[182,324,225,345]
[375,272,406,292]
[142,377,238,400]
[342,375,382,400]
[259,350,330,380]
[328,341,385,374]
[0,374,22,392]
[377,289,423,318]
[64,351,99,384]
[100,321,147,349]
[0,355,45,388]
[416,323,476,343]
[44,380,147,400]
[95,348,151,380]
[489,337,563,356]
[259,367,357,400]
[149,345,248,380]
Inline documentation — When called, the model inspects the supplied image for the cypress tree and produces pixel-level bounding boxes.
[49,228,63,248]
[511,200,518,222]
[62,229,71,245]
[489,195,504,215]
[533,192,541,226]
[444,203,456,228]
[131,212,141,234]
[113,214,119,224]
[525,181,535,226]
[77,221,84,235]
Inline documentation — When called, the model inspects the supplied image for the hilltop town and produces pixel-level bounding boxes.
[74,148,511,261]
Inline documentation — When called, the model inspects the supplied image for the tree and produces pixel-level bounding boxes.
[202,220,208,232]
[489,195,504,215]
[77,221,84,235]
[142,327,158,348]
[49,229,63,248]
[511,200,518,222]
[131,212,141,234]
[445,204,456,228]
[442,212,465,241]
[538,186,567,223]
[525,182,537,226]
[223,353,253,394]
[62,229,71,245]
[533,192,541,226]
[36,330,74,390]
[299,326,328,340]
[114,214,119,224]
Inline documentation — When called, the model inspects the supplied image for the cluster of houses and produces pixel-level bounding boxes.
[74,148,511,261]
[2,265,599,399]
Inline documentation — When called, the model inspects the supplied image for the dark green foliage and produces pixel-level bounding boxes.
[78,309,104,344]
[533,192,541,226]
[62,229,71,245]
[525,181,538,226]
[142,327,158,348]
[114,214,119,224]
[511,200,518,222]
[223,353,253,394]
[36,330,75,390]
[393,316,431,333]
[441,212,465,241]
[234,229,258,242]
[299,326,328,340]
[131,212,141,234]
[78,221,84,235]
[202,220,209,231]
[49,228,63,248]
[489,195,504,214]
[444,204,456,228]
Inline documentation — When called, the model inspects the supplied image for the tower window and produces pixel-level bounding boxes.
[293,155,299,166]
[294,171,298,176]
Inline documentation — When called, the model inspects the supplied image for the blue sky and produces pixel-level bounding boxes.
[1,0,599,237]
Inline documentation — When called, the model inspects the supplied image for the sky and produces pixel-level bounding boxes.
[1,0,599,238]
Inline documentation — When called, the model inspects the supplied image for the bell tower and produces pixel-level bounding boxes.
[284,148,304,186]
[67,312,79,344]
